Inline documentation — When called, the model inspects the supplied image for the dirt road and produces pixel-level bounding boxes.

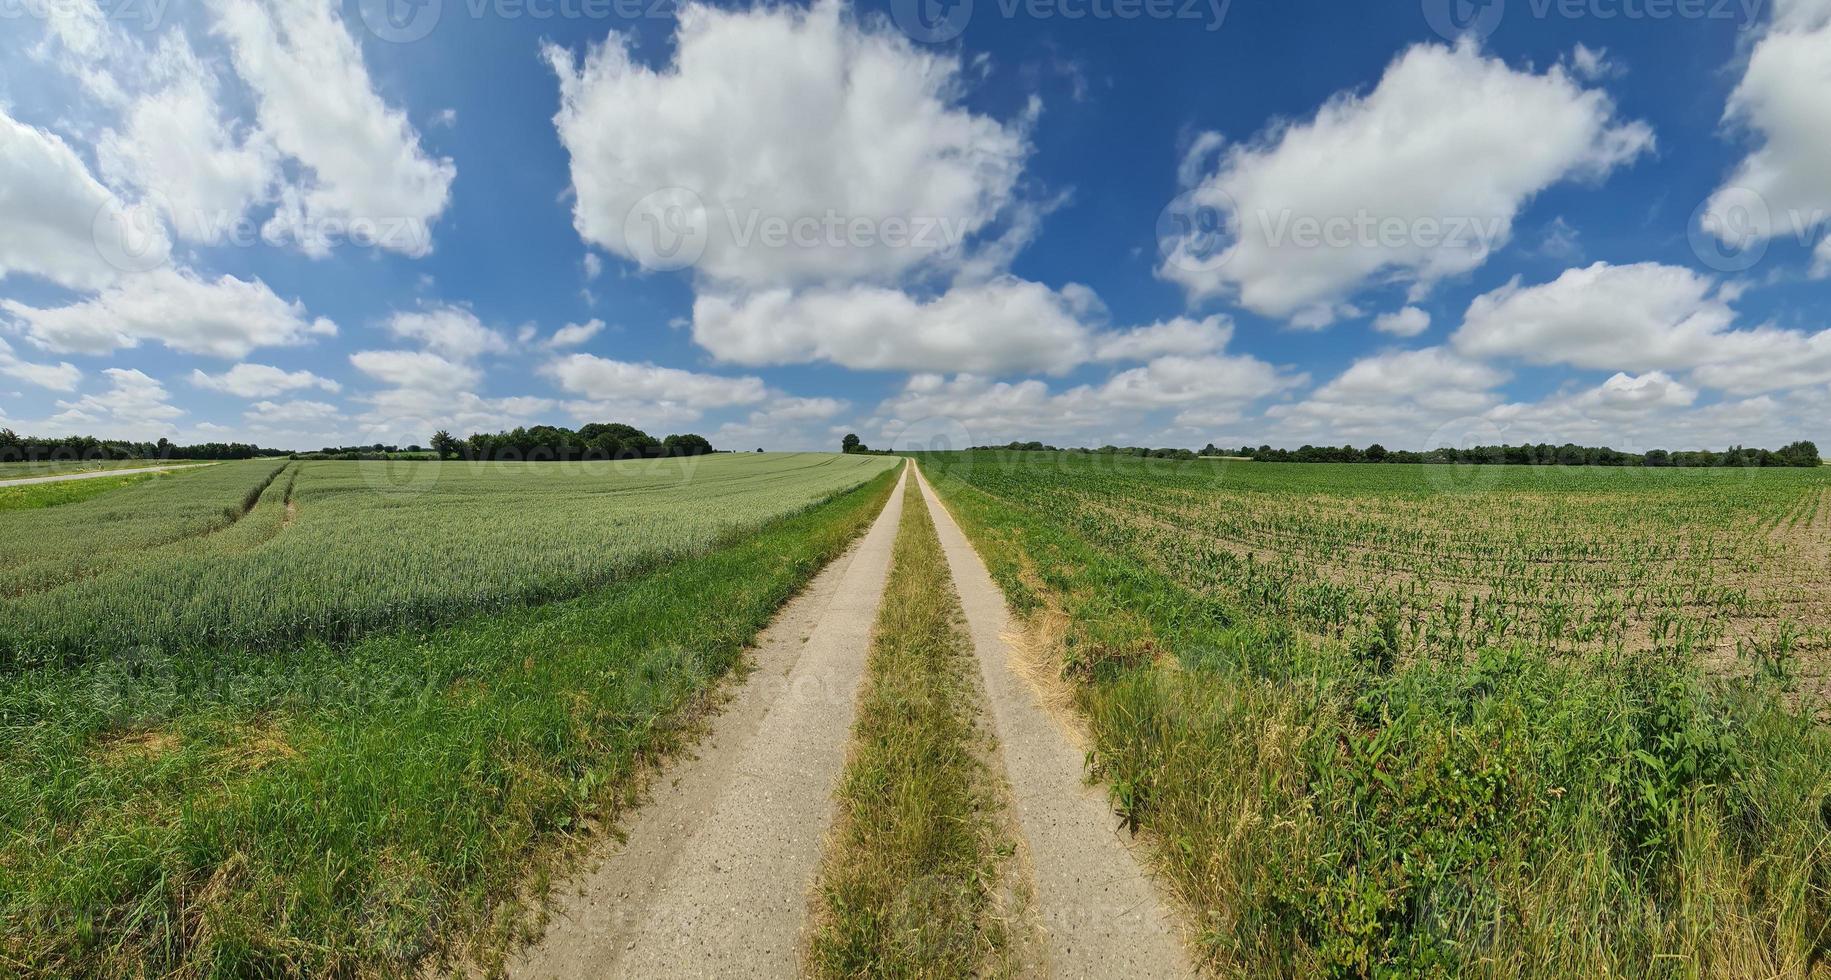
[512,460,1191,978]
[913,463,1193,979]
[511,464,909,979]
[0,463,209,488]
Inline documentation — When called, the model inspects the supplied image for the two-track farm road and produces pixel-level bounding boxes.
[913,462,1194,979]
[0,463,212,488]
[512,464,910,979]
[512,459,1190,978]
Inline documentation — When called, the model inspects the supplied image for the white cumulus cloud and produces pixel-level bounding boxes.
[0,107,169,291]
[691,279,1103,375]
[384,305,509,362]
[544,0,1029,290]
[545,319,605,350]
[1373,306,1431,337]
[1161,39,1652,324]
[4,267,336,359]
[1706,0,1831,273]
[191,362,341,398]
[350,349,481,392]
[0,338,82,392]
[210,0,455,257]
[1452,262,1738,371]
[543,354,771,413]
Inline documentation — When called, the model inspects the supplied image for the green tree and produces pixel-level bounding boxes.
[430,430,459,460]
[842,433,863,454]
[662,433,714,456]
[1778,441,1821,467]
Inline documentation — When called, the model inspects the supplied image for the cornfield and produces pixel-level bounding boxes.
[920,451,1831,977]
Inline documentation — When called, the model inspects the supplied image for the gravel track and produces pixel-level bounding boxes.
[913,462,1194,979]
[510,464,909,979]
[0,463,210,488]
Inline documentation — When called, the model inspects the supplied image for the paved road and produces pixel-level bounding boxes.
[0,463,210,489]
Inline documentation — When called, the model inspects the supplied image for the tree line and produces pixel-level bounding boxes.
[966,440,1201,460]
[0,430,286,462]
[1225,441,1822,468]
[950,437,1822,468]
[430,423,716,461]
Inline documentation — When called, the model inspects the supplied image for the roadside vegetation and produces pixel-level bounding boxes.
[810,478,1022,979]
[919,450,1831,978]
[0,459,209,479]
[0,472,165,512]
[0,461,900,977]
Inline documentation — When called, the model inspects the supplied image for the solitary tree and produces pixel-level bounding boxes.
[842,433,863,454]
[430,430,459,460]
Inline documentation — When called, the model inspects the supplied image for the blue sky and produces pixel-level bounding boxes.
[1,0,1827,452]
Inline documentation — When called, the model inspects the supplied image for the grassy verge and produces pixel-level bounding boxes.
[809,476,1022,978]
[0,465,900,978]
[0,472,160,511]
[920,458,1831,978]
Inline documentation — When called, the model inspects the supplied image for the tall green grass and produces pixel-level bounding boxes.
[0,472,161,511]
[0,466,901,978]
[919,452,1831,978]
[810,477,1020,978]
